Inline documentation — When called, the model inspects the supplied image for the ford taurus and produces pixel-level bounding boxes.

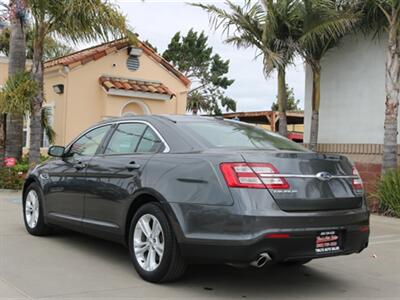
[22,115,370,283]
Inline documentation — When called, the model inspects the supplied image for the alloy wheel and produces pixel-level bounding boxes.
[25,190,39,229]
[133,214,165,272]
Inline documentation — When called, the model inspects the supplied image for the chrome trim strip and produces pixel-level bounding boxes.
[66,119,170,153]
[114,120,171,153]
[82,218,119,228]
[48,212,119,228]
[48,212,81,222]
[258,174,358,179]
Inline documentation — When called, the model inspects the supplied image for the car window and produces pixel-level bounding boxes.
[105,123,147,155]
[179,120,307,152]
[70,125,111,156]
[136,127,162,153]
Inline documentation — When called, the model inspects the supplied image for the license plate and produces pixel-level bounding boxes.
[315,231,342,253]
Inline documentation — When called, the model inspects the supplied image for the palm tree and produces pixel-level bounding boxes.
[295,0,357,151]
[0,26,75,59]
[0,72,55,148]
[28,0,133,165]
[0,72,36,115]
[194,0,299,137]
[354,0,400,172]
[187,91,209,115]
[4,0,27,161]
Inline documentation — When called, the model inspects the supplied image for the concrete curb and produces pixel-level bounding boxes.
[0,189,22,193]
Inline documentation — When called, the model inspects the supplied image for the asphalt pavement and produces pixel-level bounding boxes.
[1,190,399,299]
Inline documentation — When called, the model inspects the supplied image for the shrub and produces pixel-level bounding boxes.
[376,169,400,217]
[0,166,26,190]
[0,156,48,190]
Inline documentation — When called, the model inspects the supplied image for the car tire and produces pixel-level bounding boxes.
[279,259,312,266]
[128,203,186,283]
[23,183,52,236]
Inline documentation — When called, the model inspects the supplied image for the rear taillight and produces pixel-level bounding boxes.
[219,162,289,189]
[352,166,363,191]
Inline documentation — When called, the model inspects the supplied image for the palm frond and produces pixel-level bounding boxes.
[299,14,356,57]
[187,91,209,113]
[0,71,37,114]
[192,0,298,75]
[29,0,135,45]
[296,0,357,64]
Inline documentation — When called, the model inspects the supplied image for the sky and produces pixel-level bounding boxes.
[113,0,305,112]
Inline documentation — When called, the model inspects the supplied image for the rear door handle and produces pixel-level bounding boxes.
[126,161,141,171]
[73,161,87,170]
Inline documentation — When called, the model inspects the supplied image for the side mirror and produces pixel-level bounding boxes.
[48,145,65,157]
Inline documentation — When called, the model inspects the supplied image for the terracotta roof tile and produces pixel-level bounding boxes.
[147,86,157,93]
[139,85,150,92]
[113,81,124,89]
[130,84,140,91]
[45,38,190,87]
[121,82,132,90]
[99,76,175,99]
[155,86,166,94]
[103,80,114,90]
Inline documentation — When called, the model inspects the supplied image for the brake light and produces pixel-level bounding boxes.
[352,166,363,191]
[219,162,289,189]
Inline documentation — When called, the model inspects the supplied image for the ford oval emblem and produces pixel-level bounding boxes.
[316,171,333,181]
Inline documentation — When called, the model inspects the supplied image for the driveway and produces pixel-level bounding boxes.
[1,190,399,299]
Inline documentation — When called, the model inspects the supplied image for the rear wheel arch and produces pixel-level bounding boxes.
[124,189,184,246]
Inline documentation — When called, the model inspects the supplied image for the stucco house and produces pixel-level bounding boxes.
[0,38,190,150]
[304,34,389,193]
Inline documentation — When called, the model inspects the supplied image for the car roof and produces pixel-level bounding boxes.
[95,115,222,125]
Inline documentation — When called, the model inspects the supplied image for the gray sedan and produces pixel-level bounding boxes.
[22,115,370,283]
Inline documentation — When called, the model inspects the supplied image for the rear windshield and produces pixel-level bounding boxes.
[179,120,307,152]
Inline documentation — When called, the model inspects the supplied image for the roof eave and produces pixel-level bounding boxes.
[104,88,173,101]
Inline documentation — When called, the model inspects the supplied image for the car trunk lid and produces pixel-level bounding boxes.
[240,151,363,212]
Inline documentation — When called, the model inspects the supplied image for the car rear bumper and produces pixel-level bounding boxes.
[166,189,370,264]
[167,202,370,263]
[179,227,369,263]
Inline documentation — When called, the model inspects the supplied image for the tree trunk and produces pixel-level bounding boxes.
[5,0,27,160]
[382,22,400,172]
[277,67,288,137]
[309,64,321,152]
[0,115,5,162]
[6,114,24,159]
[29,24,45,166]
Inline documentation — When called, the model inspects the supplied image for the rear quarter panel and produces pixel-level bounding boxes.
[141,152,243,206]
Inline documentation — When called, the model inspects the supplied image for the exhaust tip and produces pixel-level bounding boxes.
[250,252,272,268]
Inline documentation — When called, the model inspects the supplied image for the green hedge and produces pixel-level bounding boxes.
[0,156,48,190]
[0,167,26,190]
[376,169,400,218]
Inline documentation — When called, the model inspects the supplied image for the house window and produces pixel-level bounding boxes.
[41,106,55,148]
[23,105,55,148]
[127,56,140,71]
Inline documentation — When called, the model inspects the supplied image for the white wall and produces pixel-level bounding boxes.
[304,34,388,144]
